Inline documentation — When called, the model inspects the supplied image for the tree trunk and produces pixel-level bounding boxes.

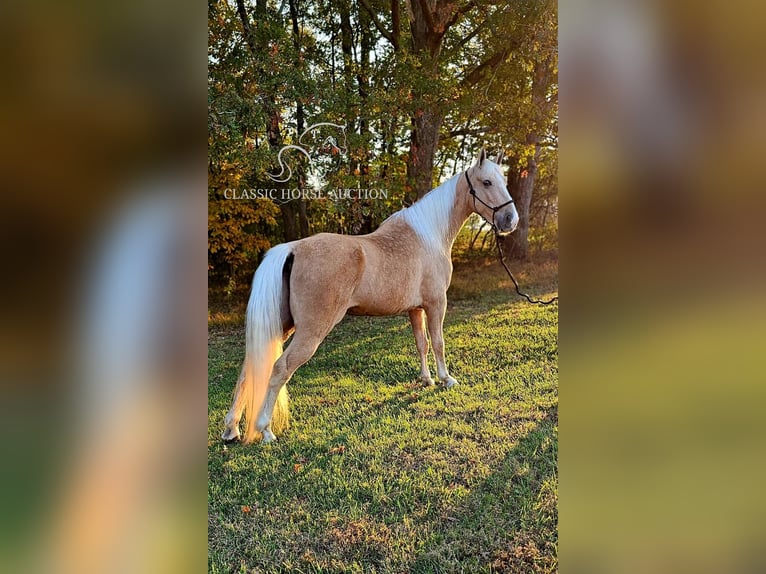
[407,0,445,58]
[358,9,375,232]
[339,0,354,132]
[501,56,552,259]
[279,203,299,242]
[403,0,461,199]
[406,0,440,199]
[358,5,371,177]
[502,148,538,260]
[391,0,401,50]
[407,108,443,199]
[237,0,300,241]
[298,199,309,237]
[289,0,309,238]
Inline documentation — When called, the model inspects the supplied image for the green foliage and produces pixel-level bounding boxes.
[207,189,280,285]
[208,0,558,287]
[529,218,558,254]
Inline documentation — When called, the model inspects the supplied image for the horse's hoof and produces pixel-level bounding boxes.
[421,377,436,387]
[222,428,240,443]
[261,429,278,444]
[444,377,459,389]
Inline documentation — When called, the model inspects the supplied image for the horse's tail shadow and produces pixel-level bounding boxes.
[240,243,292,443]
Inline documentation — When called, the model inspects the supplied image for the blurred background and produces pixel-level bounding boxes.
[561,0,766,572]
[0,0,764,572]
[0,1,207,573]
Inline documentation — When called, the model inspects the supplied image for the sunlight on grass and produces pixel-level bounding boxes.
[208,255,558,572]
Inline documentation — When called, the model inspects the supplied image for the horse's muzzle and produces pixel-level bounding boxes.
[496,211,519,235]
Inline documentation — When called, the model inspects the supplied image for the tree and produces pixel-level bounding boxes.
[499,5,557,260]
[208,0,557,286]
[437,0,558,258]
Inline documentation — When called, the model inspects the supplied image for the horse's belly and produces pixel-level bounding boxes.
[347,282,420,315]
[346,300,411,316]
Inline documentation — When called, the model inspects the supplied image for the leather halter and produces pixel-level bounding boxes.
[464,170,514,233]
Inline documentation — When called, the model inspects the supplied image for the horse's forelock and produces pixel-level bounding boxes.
[471,160,504,183]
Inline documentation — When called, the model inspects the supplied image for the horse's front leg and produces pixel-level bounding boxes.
[409,308,435,386]
[424,299,459,389]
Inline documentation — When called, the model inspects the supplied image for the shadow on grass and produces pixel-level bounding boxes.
[211,400,558,572]
[411,405,558,574]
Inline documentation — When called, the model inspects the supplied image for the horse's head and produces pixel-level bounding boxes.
[466,148,519,235]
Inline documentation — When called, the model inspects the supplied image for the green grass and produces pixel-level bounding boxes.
[208,253,558,573]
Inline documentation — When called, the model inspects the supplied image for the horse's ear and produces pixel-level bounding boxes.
[477,147,487,166]
[495,149,505,165]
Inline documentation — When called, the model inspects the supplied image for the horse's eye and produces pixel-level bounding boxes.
[483,179,492,186]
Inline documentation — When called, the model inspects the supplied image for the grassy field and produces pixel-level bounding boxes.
[208,250,558,573]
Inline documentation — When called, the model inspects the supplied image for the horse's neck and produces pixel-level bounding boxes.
[393,174,473,257]
[444,188,474,251]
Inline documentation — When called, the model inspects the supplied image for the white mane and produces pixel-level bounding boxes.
[391,173,460,255]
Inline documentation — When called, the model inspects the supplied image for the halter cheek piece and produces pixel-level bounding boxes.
[464,171,514,233]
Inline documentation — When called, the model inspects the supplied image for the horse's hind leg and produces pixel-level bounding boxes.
[256,239,363,441]
[255,331,323,443]
[222,367,246,441]
[409,308,435,386]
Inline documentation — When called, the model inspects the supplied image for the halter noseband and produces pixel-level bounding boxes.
[464,170,514,233]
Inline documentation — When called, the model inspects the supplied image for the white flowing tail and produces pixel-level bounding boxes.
[240,243,292,443]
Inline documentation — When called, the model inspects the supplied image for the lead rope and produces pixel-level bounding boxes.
[495,236,558,305]
[464,170,558,305]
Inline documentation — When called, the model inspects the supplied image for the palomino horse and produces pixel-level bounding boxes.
[223,148,519,444]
